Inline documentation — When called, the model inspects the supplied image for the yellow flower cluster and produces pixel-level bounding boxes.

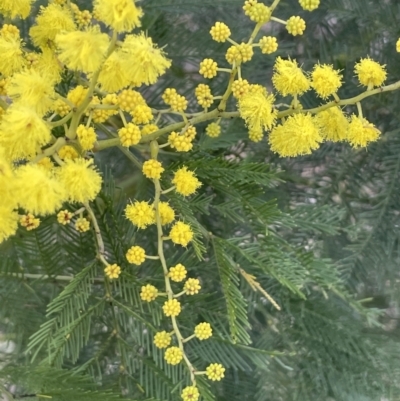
[210,22,231,42]
[159,202,175,225]
[172,167,202,196]
[118,123,141,147]
[153,331,171,349]
[194,322,213,340]
[206,363,225,381]
[57,210,73,225]
[125,201,155,229]
[169,222,194,247]
[162,88,188,112]
[206,122,222,138]
[126,245,146,265]
[162,299,181,317]
[142,159,164,180]
[195,84,213,108]
[243,0,271,24]
[19,213,40,231]
[169,264,187,282]
[181,386,200,401]
[76,125,96,151]
[164,346,183,365]
[140,284,158,302]
[199,58,218,79]
[169,126,197,152]
[104,264,121,280]
[75,217,90,233]
[184,278,201,295]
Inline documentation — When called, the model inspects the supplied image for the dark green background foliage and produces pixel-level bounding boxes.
[1,1,400,400]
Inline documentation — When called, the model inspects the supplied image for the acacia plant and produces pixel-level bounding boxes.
[1,0,400,400]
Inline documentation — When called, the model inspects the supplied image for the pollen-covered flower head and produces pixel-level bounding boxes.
[0,35,25,76]
[93,0,143,32]
[181,386,200,401]
[243,0,271,24]
[269,113,322,157]
[57,158,102,203]
[104,264,121,279]
[172,167,201,196]
[158,202,175,225]
[210,22,231,42]
[299,0,320,11]
[0,206,19,244]
[162,299,181,317]
[55,26,110,73]
[153,331,171,349]
[315,107,349,142]
[164,346,183,365]
[238,90,277,133]
[140,284,158,302]
[259,36,278,54]
[15,164,66,216]
[354,57,387,88]
[77,125,97,151]
[346,115,380,148]
[142,159,164,180]
[125,200,155,229]
[120,33,171,86]
[169,221,194,247]
[29,4,76,48]
[272,57,310,96]
[206,363,225,381]
[126,245,146,265]
[0,0,34,19]
[98,51,131,92]
[286,16,306,36]
[311,64,343,99]
[7,69,56,116]
[0,105,51,161]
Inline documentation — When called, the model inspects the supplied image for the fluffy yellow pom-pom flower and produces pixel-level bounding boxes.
[158,202,175,225]
[118,123,141,147]
[140,284,158,302]
[194,322,213,340]
[0,207,19,244]
[15,165,66,216]
[346,115,380,148]
[164,346,183,365]
[181,386,200,401]
[259,36,278,54]
[184,278,201,295]
[315,107,349,142]
[199,58,218,79]
[0,35,25,77]
[162,299,181,317]
[77,125,97,150]
[57,158,102,203]
[104,264,121,280]
[286,16,306,36]
[168,264,187,282]
[169,222,194,247]
[210,22,231,42]
[58,145,79,160]
[354,57,387,88]
[206,122,222,138]
[93,0,143,33]
[142,160,164,180]
[153,331,171,349]
[125,200,155,229]
[272,57,310,96]
[311,64,343,99]
[55,27,109,73]
[0,0,33,19]
[98,51,130,92]
[269,113,322,157]
[206,363,225,381]
[172,167,202,196]
[126,245,146,265]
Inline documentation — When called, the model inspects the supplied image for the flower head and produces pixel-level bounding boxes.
[397,38,400,53]
[168,264,187,282]
[311,64,343,99]
[118,123,141,147]
[0,0,34,19]
[259,36,278,54]
[0,207,19,244]
[169,127,196,152]
[269,113,322,157]
[58,145,79,160]
[354,57,386,88]
[19,213,40,231]
[184,278,201,295]
[142,160,164,180]
[243,1,271,23]
[0,35,25,76]
[272,57,310,96]
[170,222,194,247]
[153,331,171,349]
[77,125,97,150]
[172,167,202,196]
[206,363,225,381]
[181,386,200,401]
[195,84,213,108]
[199,58,218,79]
[98,51,131,92]
[158,202,175,225]
[206,122,221,138]
[57,158,102,203]
[162,299,181,317]
[210,22,231,42]
[125,201,155,229]
[104,264,121,279]
[347,115,380,148]
[93,0,143,33]
[315,107,349,142]
[226,43,253,64]
[126,245,146,265]
[286,16,306,36]
[75,217,90,232]
[57,210,73,225]
[299,0,320,11]
[194,322,212,340]
[140,284,158,302]
[164,346,183,365]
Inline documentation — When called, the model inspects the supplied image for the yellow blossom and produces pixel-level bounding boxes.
[0,24,20,39]
[158,202,175,225]
[118,123,141,147]
[315,107,349,142]
[311,64,343,99]
[286,16,306,36]
[195,84,213,108]
[346,115,380,148]
[243,0,271,23]
[75,217,90,232]
[272,57,310,96]
[19,213,40,231]
[55,27,110,73]
[126,245,146,265]
[354,57,386,88]
[15,165,66,215]
[0,35,25,76]
[142,160,164,180]
[181,386,200,401]
[206,363,225,381]
[29,4,76,48]
[206,122,221,138]
[141,124,159,136]
[140,284,158,302]
[184,278,201,295]
[153,331,171,349]
[57,210,73,225]
[57,158,102,203]
[125,201,155,229]
[131,104,153,125]
[168,264,187,282]
[0,207,19,244]
[120,33,171,86]
[269,113,322,157]
[169,222,194,247]
[118,89,145,112]
[199,58,218,79]
[93,0,142,33]
[232,78,251,99]
[58,145,79,160]
[164,92,187,112]
[98,51,131,92]
[299,0,320,11]
[169,127,196,152]
[37,157,53,171]
[226,43,254,64]
[210,22,231,42]
[164,346,183,365]
[77,125,97,150]
[104,264,121,279]
[162,299,181,317]
[0,0,34,19]
[172,167,201,196]
[194,322,212,340]
[33,48,63,84]
[67,85,88,107]
[259,36,278,54]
